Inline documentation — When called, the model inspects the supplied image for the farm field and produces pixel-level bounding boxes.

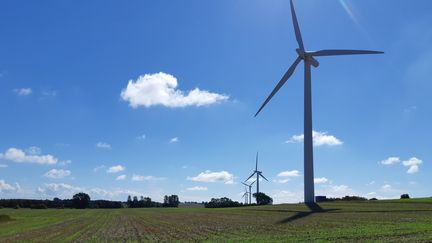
[1,198,432,242]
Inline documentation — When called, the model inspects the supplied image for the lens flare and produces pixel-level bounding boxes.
[339,0,359,25]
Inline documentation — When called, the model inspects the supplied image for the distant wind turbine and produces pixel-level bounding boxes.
[245,152,268,202]
[241,180,256,204]
[241,186,249,204]
[254,0,383,203]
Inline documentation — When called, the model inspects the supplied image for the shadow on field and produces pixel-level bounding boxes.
[278,203,339,224]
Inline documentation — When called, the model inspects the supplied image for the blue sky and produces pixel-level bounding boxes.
[0,0,431,203]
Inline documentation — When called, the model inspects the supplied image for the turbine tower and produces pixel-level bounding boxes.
[245,152,268,201]
[241,186,249,204]
[254,0,383,203]
[242,180,256,204]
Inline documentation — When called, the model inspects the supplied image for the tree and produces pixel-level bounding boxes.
[127,195,132,208]
[72,192,90,209]
[401,194,410,199]
[253,192,273,205]
[163,195,180,207]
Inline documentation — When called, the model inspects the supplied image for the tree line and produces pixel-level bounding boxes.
[0,192,180,209]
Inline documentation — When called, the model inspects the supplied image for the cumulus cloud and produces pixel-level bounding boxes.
[14,88,32,96]
[120,72,229,108]
[314,177,329,184]
[381,156,423,174]
[96,142,111,149]
[44,169,71,179]
[0,179,20,193]
[274,170,300,183]
[116,174,127,181]
[107,165,125,173]
[286,131,343,146]
[380,157,401,165]
[131,174,166,181]
[186,186,208,191]
[169,137,179,143]
[187,170,234,184]
[402,157,423,174]
[0,147,58,165]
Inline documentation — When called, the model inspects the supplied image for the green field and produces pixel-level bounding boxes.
[1,198,432,242]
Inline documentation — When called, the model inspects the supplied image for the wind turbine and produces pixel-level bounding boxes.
[254,0,383,203]
[242,180,256,204]
[245,152,268,201]
[241,186,249,204]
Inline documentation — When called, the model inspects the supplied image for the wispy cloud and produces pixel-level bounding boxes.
[169,137,179,143]
[187,170,234,184]
[14,88,32,96]
[0,147,58,165]
[286,131,343,146]
[131,174,166,182]
[116,174,127,181]
[380,157,401,165]
[96,142,111,149]
[314,177,329,184]
[274,170,300,183]
[93,165,105,172]
[120,72,229,108]
[186,186,208,191]
[44,169,71,179]
[107,165,125,174]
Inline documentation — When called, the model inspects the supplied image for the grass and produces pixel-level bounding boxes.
[0,198,431,242]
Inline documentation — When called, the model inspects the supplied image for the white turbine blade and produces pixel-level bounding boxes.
[311,49,384,57]
[255,56,302,117]
[260,173,269,182]
[290,0,304,51]
[245,172,256,182]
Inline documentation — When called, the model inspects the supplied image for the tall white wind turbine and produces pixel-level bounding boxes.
[245,152,268,202]
[255,0,383,203]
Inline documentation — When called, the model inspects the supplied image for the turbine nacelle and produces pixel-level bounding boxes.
[296,49,320,68]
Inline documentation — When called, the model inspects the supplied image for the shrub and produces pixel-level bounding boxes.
[30,204,48,209]
[400,194,410,199]
[13,205,20,209]
[253,192,273,205]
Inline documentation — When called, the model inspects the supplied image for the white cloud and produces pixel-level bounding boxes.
[0,179,20,193]
[186,186,208,191]
[14,88,32,96]
[96,142,111,149]
[116,174,127,181]
[380,157,401,165]
[286,131,343,146]
[314,177,329,184]
[277,170,300,177]
[44,169,71,179]
[120,72,229,108]
[274,170,300,183]
[131,174,166,182]
[107,165,125,173]
[0,164,8,168]
[272,190,303,204]
[42,90,57,97]
[0,147,58,165]
[187,170,234,184]
[381,184,392,191]
[136,134,146,140]
[169,137,179,143]
[402,157,423,174]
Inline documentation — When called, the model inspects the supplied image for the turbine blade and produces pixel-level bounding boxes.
[311,49,384,57]
[245,172,256,182]
[255,57,302,117]
[241,182,248,186]
[260,173,269,182]
[290,0,304,51]
[250,180,256,186]
[255,152,258,171]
